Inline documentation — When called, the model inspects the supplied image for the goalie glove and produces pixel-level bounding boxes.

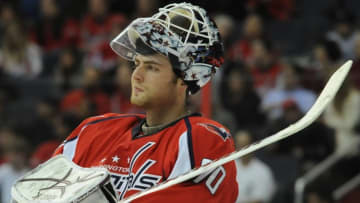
[11,155,119,203]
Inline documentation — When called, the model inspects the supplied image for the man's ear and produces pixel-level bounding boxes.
[176,78,187,86]
[177,79,188,92]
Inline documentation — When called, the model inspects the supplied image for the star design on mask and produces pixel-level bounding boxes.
[191,73,197,79]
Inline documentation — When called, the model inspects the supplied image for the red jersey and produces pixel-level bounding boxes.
[54,113,239,202]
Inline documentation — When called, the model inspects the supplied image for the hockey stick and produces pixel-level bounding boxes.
[120,60,353,203]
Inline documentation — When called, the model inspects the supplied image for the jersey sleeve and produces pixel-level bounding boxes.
[52,113,125,162]
[190,121,235,167]
[52,115,103,159]
[189,119,239,202]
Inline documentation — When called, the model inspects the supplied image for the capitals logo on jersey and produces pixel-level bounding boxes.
[104,142,162,198]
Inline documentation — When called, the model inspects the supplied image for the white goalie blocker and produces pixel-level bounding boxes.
[11,155,118,203]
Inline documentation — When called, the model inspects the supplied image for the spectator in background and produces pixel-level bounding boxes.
[261,62,316,121]
[306,187,334,203]
[81,0,111,50]
[234,130,276,203]
[132,0,159,19]
[246,0,296,21]
[81,0,127,70]
[0,22,43,79]
[31,0,81,52]
[31,0,81,75]
[229,13,264,63]
[110,58,142,114]
[247,38,283,97]
[60,67,110,119]
[53,47,82,92]
[303,39,343,93]
[31,0,64,51]
[220,61,265,131]
[306,178,337,203]
[83,13,128,70]
[326,8,358,60]
[23,97,59,147]
[211,14,236,122]
[313,39,343,72]
[349,34,360,90]
[0,80,18,125]
[0,126,15,165]
[30,112,79,168]
[0,132,30,203]
[0,93,8,131]
[266,100,335,172]
[18,0,39,22]
[0,2,17,46]
[323,76,360,156]
[213,14,236,53]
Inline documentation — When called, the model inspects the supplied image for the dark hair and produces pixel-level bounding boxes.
[222,61,254,91]
[285,61,304,76]
[307,183,334,203]
[327,7,356,25]
[254,38,273,52]
[35,1,64,45]
[317,39,342,62]
[134,38,196,94]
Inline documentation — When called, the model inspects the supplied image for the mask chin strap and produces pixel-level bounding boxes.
[185,80,200,95]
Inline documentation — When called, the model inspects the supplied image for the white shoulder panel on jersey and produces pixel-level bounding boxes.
[63,124,90,160]
[63,137,79,161]
[168,131,192,179]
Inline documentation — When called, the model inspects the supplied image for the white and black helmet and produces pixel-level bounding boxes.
[110,2,224,94]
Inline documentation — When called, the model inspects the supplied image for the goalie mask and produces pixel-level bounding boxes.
[110,2,224,94]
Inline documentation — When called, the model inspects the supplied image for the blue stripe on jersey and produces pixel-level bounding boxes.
[184,117,195,169]
[86,114,141,126]
[64,114,141,144]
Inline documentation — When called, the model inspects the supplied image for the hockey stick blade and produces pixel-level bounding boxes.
[120,60,353,203]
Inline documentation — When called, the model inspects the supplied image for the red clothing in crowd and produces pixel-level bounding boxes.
[81,14,127,49]
[350,60,360,90]
[60,89,111,115]
[251,63,283,90]
[228,39,253,62]
[30,19,81,51]
[30,140,61,168]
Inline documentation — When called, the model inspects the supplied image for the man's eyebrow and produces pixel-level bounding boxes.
[143,60,161,65]
[135,58,162,66]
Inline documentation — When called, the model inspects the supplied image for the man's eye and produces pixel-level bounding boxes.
[147,65,159,72]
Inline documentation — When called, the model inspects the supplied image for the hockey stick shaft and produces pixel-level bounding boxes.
[120,60,353,203]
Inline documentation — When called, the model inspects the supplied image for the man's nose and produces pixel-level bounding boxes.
[132,65,144,82]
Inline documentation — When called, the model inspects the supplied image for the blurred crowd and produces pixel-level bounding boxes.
[0,0,360,203]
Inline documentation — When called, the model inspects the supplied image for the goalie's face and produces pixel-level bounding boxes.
[130,54,186,109]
